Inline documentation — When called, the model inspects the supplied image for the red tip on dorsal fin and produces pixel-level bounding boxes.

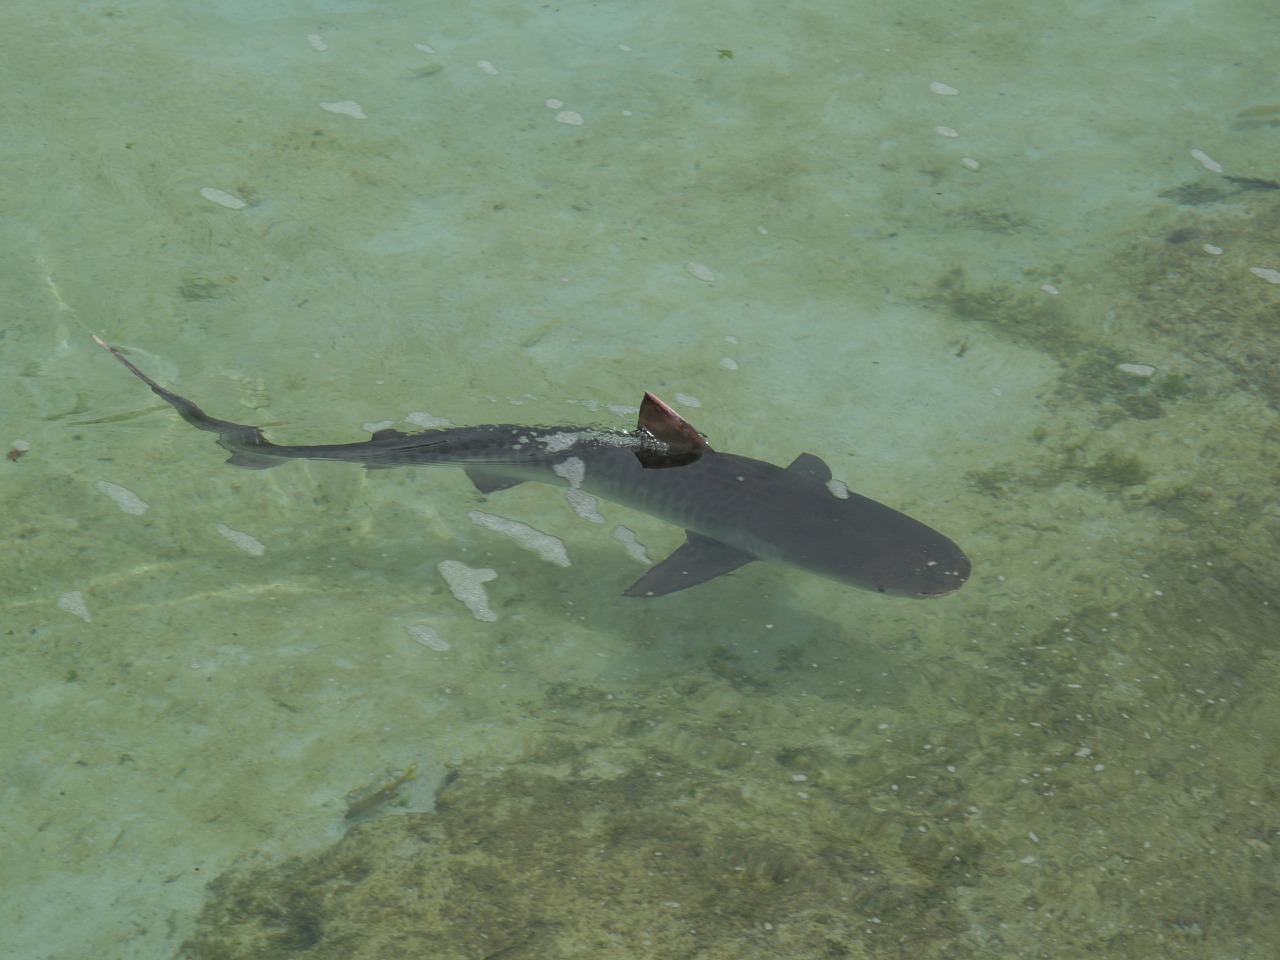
[634,392,711,468]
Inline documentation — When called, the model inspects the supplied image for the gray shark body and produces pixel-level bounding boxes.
[95,338,970,598]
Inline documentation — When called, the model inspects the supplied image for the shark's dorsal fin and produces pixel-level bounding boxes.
[633,392,711,468]
[622,531,755,597]
[786,452,832,483]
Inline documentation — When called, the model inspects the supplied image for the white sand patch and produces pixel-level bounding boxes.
[468,511,570,567]
[685,261,716,282]
[564,489,605,524]
[215,523,265,556]
[437,561,497,621]
[95,480,148,515]
[552,456,585,486]
[1189,148,1222,173]
[198,187,246,210]
[611,525,651,564]
[405,623,450,651]
[57,590,91,622]
[320,100,366,119]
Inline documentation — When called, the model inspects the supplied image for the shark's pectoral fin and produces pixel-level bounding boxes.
[464,466,525,494]
[623,531,756,597]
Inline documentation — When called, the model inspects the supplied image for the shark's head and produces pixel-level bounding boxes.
[863,538,971,598]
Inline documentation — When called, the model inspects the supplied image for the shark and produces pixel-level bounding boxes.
[93,337,970,598]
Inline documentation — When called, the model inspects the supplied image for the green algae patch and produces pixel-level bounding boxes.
[180,763,969,960]
[1083,450,1150,488]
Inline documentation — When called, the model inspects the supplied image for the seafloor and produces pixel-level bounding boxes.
[1,1,1276,958]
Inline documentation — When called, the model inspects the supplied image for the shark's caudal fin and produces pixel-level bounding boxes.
[92,336,282,468]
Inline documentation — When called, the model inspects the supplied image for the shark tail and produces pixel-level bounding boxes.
[92,336,284,469]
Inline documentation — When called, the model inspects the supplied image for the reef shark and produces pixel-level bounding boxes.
[93,337,970,598]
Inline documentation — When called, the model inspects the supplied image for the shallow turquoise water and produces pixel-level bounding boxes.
[2,1,1276,957]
